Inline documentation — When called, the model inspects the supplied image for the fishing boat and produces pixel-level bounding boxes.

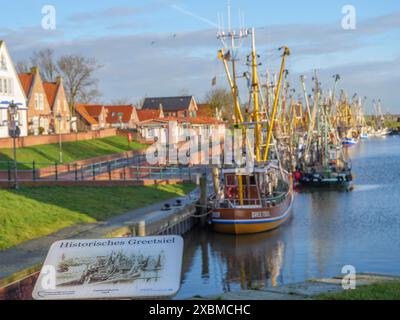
[342,137,358,145]
[211,164,293,234]
[211,26,293,235]
[295,72,353,189]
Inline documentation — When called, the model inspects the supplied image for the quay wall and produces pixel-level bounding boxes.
[0,128,119,149]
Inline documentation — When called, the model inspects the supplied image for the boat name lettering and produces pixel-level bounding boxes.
[251,211,271,218]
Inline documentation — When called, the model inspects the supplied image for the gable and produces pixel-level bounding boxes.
[0,41,27,106]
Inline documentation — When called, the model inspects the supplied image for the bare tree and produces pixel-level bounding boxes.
[15,60,30,73]
[30,49,58,82]
[179,88,191,96]
[204,87,233,121]
[57,55,102,113]
[111,98,134,105]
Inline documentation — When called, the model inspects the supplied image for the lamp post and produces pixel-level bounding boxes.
[1,101,21,189]
[55,113,63,163]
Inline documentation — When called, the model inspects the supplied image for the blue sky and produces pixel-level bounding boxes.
[1,0,399,113]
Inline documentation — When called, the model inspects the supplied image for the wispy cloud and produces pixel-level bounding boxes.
[69,4,161,23]
[2,9,400,110]
[170,4,219,28]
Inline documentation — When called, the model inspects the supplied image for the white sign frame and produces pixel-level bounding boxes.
[32,235,184,300]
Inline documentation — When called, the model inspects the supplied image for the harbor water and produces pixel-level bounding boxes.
[176,136,400,299]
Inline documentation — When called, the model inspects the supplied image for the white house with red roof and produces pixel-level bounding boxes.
[0,40,28,138]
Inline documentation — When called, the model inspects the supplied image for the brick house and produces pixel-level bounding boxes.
[104,105,139,129]
[141,96,197,118]
[43,76,71,134]
[18,67,52,135]
[75,104,108,131]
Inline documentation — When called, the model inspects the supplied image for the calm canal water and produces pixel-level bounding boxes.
[176,136,400,299]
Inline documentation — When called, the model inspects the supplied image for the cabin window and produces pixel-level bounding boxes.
[225,174,236,186]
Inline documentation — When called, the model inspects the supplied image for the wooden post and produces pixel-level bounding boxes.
[138,221,146,236]
[199,174,208,226]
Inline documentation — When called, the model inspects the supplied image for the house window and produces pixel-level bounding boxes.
[118,112,123,118]
[39,94,44,110]
[4,78,8,95]
[0,78,11,95]
[112,112,116,117]
[34,93,39,110]
[0,54,6,70]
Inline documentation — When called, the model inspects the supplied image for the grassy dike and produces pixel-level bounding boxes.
[315,281,400,300]
[0,135,147,169]
[0,183,195,250]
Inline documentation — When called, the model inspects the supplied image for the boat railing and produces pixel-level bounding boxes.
[225,192,288,208]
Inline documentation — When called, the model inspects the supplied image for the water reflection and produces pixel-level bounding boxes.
[178,137,400,299]
[210,230,285,290]
[177,228,287,298]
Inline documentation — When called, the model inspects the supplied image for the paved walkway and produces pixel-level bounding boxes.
[191,273,400,300]
[0,189,199,283]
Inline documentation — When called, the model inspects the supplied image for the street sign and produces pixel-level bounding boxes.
[32,235,184,300]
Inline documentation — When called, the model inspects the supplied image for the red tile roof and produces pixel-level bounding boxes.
[104,105,134,124]
[18,73,34,97]
[75,104,102,125]
[137,109,161,122]
[42,82,59,107]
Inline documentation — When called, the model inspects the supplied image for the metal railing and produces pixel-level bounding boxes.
[224,191,289,208]
[0,154,209,182]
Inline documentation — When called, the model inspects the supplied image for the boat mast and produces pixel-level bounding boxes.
[250,28,262,162]
[263,46,291,162]
[217,12,249,206]
[300,75,312,121]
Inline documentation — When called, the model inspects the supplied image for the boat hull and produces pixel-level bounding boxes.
[342,138,358,146]
[211,188,294,235]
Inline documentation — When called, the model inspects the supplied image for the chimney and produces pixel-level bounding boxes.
[56,76,62,84]
[159,103,164,118]
[31,66,39,75]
